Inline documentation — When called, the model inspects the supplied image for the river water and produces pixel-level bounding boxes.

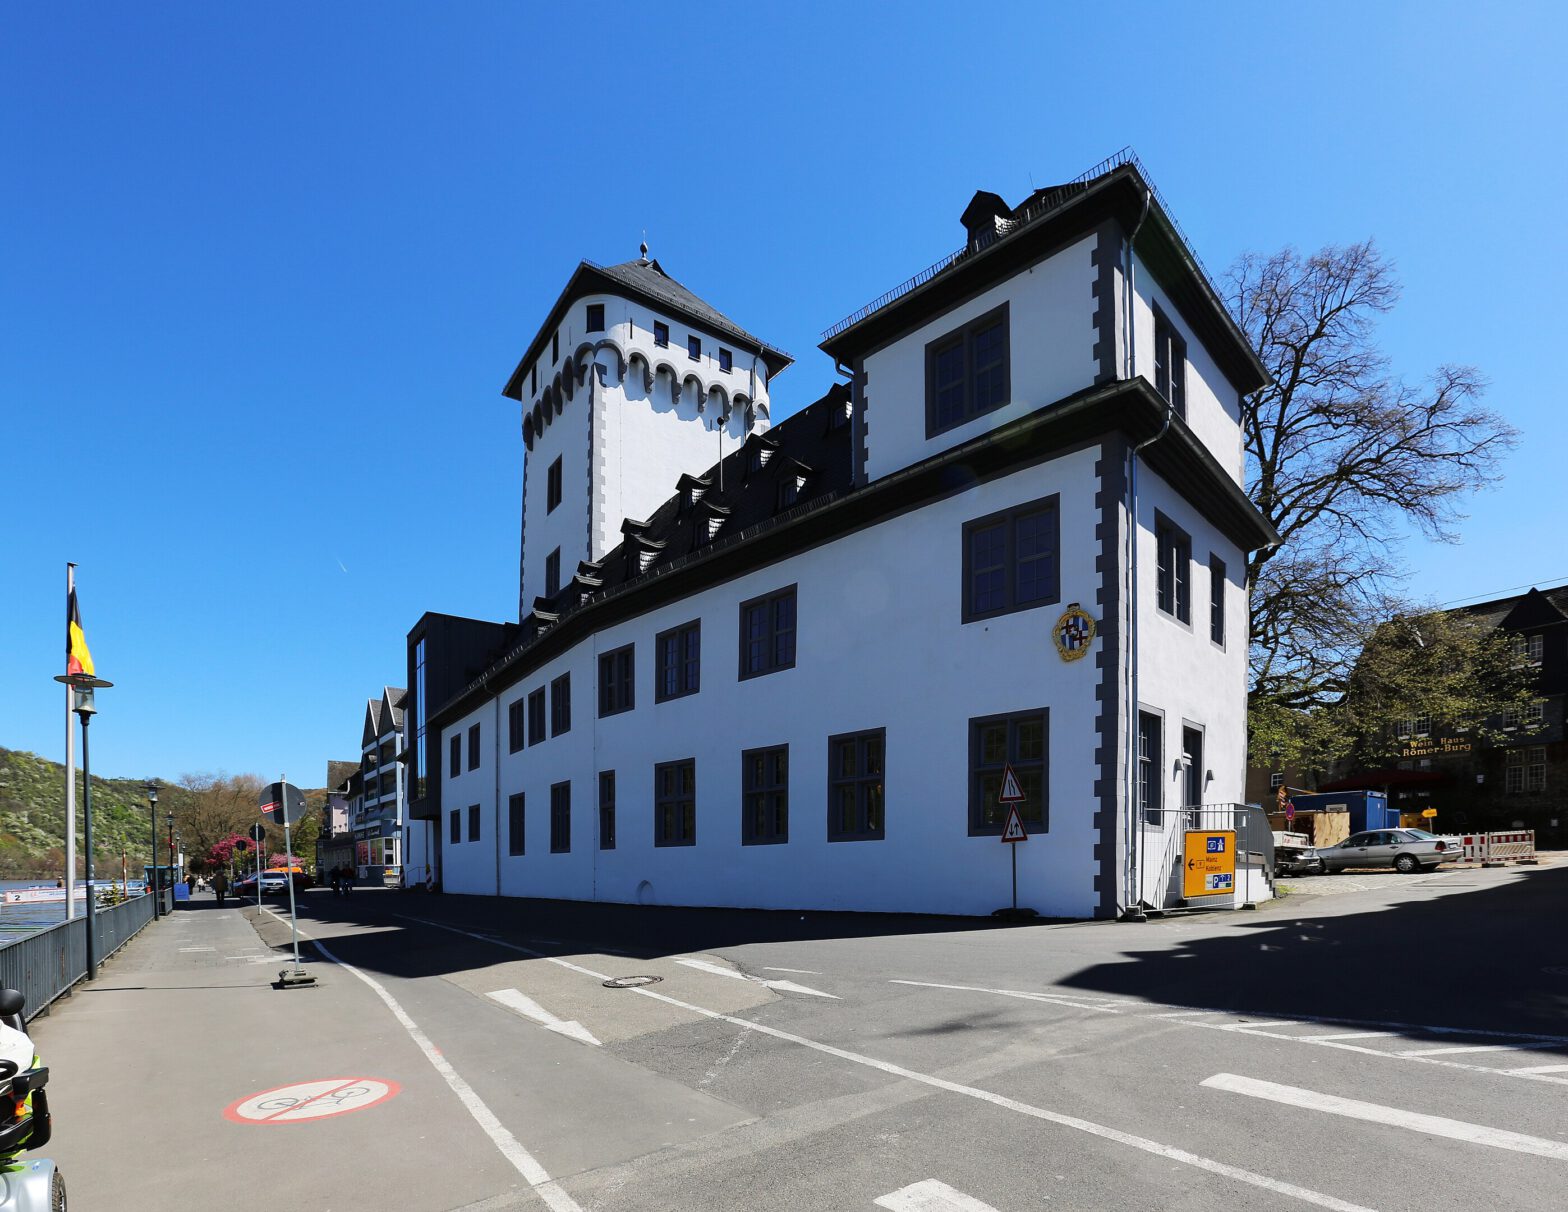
[0,880,147,945]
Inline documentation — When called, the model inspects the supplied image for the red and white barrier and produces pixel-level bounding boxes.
[1457,831,1536,864]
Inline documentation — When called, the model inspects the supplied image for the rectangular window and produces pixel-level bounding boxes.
[962,496,1060,622]
[551,332,559,363]
[1505,749,1524,794]
[449,808,461,845]
[1209,556,1226,646]
[969,709,1048,835]
[598,644,635,717]
[1526,700,1546,726]
[547,456,562,513]
[550,781,571,853]
[655,759,696,847]
[925,303,1010,437]
[414,636,427,801]
[656,619,701,702]
[598,771,616,850]
[653,320,669,348]
[776,477,799,511]
[1527,746,1547,793]
[739,585,796,679]
[527,687,546,745]
[551,672,571,736]
[531,365,536,395]
[1510,633,1544,663]
[687,334,701,361]
[1138,712,1162,824]
[468,723,481,771]
[586,303,604,333]
[1181,725,1204,808]
[718,347,732,373]
[1156,516,1192,622]
[545,548,561,598]
[508,793,525,856]
[449,734,461,779]
[828,728,885,841]
[1154,310,1187,419]
[467,803,481,842]
[508,700,524,753]
[741,745,789,845]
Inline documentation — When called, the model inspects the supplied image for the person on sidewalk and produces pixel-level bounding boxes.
[212,870,229,907]
[329,865,343,897]
[340,866,354,896]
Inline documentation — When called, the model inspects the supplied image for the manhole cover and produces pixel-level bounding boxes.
[603,975,663,989]
[1542,966,1568,977]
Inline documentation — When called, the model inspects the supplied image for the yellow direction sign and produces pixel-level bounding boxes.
[1421,808,1438,819]
[1182,830,1236,898]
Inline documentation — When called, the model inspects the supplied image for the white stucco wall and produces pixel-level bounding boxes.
[861,235,1098,483]
[1129,253,1245,484]
[441,447,1111,918]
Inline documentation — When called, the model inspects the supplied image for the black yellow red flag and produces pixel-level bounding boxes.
[67,588,95,677]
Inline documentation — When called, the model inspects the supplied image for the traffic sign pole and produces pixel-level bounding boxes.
[259,778,314,988]
[280,773,305,978]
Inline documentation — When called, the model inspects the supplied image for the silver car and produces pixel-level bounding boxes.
[1310,828,1459,874]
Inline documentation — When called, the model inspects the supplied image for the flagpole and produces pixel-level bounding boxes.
[64,563,77,922]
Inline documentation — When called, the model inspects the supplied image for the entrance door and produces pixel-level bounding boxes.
[1182,726,1204,807]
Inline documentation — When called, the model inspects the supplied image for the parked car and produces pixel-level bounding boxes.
[1308,828,1459,874]
[232,870,313,897]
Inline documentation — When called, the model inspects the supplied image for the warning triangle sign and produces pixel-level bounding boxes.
[998,764,1026,803]
[1000,804,1028,843]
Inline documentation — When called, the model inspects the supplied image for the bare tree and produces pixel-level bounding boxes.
[1228,241,1517,758]
[165,772,264,867]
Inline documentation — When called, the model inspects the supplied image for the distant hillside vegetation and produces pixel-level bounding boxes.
[0,747,161,878]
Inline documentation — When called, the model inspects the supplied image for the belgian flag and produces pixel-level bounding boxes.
[67,588,94,677]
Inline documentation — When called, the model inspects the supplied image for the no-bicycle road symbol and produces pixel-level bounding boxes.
[225,1077,400,1125]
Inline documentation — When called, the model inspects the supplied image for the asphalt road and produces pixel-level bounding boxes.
[39,861,1568,1211]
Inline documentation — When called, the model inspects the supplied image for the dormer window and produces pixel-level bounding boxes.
[777,476,803,511]
[830,396,851,430]
[719,348,733,373]
[586,303,605,333]
[1154,310,1187,419]
[687,335,701,361]
[748,444,772,473]
[654,321,669,348]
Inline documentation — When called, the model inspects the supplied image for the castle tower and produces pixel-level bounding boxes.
[502,252,793,620]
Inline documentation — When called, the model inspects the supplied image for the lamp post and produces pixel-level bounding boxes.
[145,780,160,919]
[166,813,175,909]
[53,671,113,981]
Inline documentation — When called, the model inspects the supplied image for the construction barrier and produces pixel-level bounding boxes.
[1457,830,1537,864]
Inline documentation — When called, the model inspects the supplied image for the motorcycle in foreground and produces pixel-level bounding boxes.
[0,989,61,1210]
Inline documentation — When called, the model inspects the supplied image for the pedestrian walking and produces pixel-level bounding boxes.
[340,866,354,896]
[212,870,229,907]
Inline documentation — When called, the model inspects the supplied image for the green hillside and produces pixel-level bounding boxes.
[0,747,162,879]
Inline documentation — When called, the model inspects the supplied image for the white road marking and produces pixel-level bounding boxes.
[1309,1031,1396,1041]
[875,1178,1001,1211]
[267,910,584,1212]
[1202,1073,1568,1162]
[1224,1020,1299,1030]
[1397,1044,1516,1057]
[177,946,215,952]
[762,966,822,975]
[395,916,1371,1211]
[1512,1064,1568,1074]
[486,989,602,1046]
[676,956,839,999]
[889,979,1119,1014]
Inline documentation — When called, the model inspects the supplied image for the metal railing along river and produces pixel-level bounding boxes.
[0,890,162,1022]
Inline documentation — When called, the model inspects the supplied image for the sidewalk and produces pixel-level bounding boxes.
[31,896,521,1212]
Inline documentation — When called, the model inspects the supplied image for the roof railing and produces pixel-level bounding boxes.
[820,146,1213,344]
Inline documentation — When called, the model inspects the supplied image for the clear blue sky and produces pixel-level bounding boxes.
[4,2,1565,784]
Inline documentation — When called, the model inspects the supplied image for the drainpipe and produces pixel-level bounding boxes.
[1120,188,1178,921]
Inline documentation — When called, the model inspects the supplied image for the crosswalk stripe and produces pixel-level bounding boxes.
[1202,1073,1568,1161]
[875,1179,1001,1211]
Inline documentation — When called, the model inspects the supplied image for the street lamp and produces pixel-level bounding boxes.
[145,781,160,919]
[53,670,113,982]
[166,813,175,907]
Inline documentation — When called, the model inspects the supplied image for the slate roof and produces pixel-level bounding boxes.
[1455,584,1568,630]
[503,258,793,400]
[327,760,358,793]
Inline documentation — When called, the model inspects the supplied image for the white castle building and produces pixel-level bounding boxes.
[401,153,1278,918]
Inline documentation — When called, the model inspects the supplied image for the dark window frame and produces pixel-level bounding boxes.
[467,723,481,771]
[550,672,571,737]
[653,320,669,348]
[598,643,635,717]
[467,802,481,843]
[550,780,571,853]
[655,619,701,702]
[544,548,561,599]
[741,744,789,846]
[449,734,461,780]
[1137,710,1163,825]
[718,347,732,373]
[654,758,696,847]
[967,708,1049,836]
[738,584,797,680]
[507,792,525,856]
[585,303,605,333]
[551,331,559,363]
[827,728,886,842]
[1209,554,1226,648]
[687,334,701,361]
[1155,514,1192,624]
[508,699,524,753]
[527,687,546,746]
[598,771,616,850]
[449,808,461,845]
[1181,722,1205,808]
[962,494,1061,623]
[924,302,1011,439]
[1153,307,1187,419]
[546,456,562,513]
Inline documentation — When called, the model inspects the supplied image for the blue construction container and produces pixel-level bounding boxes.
[1290,791,1395,834]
